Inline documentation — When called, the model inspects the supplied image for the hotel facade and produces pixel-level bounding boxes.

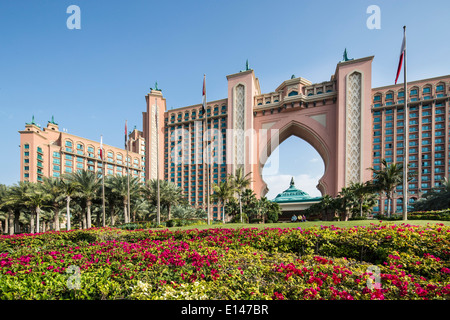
[19,55,450,218]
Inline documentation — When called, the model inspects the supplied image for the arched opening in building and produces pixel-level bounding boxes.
[262,136,325,201]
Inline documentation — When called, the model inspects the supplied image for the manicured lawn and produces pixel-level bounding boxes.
[166,219,450,231]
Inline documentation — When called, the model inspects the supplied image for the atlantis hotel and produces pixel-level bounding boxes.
[19,55,450,217]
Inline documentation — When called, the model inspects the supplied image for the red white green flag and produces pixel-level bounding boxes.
[100,135,103,160]
[202,74,206,114]
[395,30,406,85]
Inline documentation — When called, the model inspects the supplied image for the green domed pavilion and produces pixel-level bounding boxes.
[272,177,322,221]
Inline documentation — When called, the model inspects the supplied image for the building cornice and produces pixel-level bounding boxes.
[372,74,450,91]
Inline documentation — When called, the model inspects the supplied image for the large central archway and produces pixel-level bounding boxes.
[262,136,324,200]
[255,115,336,198]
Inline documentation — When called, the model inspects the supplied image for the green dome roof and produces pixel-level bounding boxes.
[273,177,322,203]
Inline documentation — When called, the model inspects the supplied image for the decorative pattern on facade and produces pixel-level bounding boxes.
[234,84,245,168]
[345,72,362,184]
[150,104,157,179]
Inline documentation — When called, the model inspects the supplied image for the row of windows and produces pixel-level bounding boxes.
[168,106,227,122]
[373,84,446,102]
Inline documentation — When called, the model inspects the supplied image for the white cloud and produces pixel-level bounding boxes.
[310,157,319,163]
[263,173,322,200]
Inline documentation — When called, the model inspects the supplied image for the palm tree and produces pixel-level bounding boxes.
[0,184,9,234]
[369,159,404,217]
[60,176,79,231]
[348,181,376,218]
[413,177,450,211]
[335,186,356,221]
[5,181,31,234]
[321,194,336,221]
[23,183,51,233]
[104,177,121,226]
[66,170,101,229]
[144,179,184,222]
[230,167,252,223]
[42,177,66,231]
[211,177,234,223]
[106,175,141,224]
[131,197,149,222]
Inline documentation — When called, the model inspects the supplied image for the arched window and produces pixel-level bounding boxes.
[288,90,298,96]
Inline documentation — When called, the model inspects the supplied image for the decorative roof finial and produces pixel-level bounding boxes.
[342,48,353,62]
[290,177,295,186]
[49,115,58,125]
[26,115,36,125]
[151,81,162,91]
[246,59,249,71]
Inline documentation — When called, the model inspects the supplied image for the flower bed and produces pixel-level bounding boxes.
[0,223,449,300]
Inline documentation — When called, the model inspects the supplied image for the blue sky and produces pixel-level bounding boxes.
[1,0,449,199]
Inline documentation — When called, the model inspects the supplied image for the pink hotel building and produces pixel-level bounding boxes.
[19,55,450,217]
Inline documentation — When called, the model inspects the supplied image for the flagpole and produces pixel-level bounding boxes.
[156,98,161,226]
[126,120,130,224]
[101,135,106,227]
[203,74,211,226]
[402,25,409,220]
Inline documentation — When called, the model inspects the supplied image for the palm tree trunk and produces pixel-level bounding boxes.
[110,205,115,226]
[54,209,60,231]
[95,209,101,227]
[238,194,243,223]
[8,209,14,235]
[168,204,171,221]
[30,211,35,234]
[360,199,363,217]
[387,195,391,218]
[86,202,92,229]
[36,206,40,233]
[222,201,225,223]
[14,211,20,233]
[82,208,87,229]
[66,196,71,231]
[123,203,127,224]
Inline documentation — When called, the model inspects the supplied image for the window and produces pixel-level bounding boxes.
[53,152,60,158]
[410,89,418,95]
[398,91,405,98]
[436,85,444,91]
[65,140,73,147]
[386,93,393,100]
[423,87,431,93]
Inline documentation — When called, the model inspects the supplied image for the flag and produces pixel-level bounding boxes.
[100,135,103,160]
[202,74,206,114]
[395,30,406,84]
[125,120,128,149]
